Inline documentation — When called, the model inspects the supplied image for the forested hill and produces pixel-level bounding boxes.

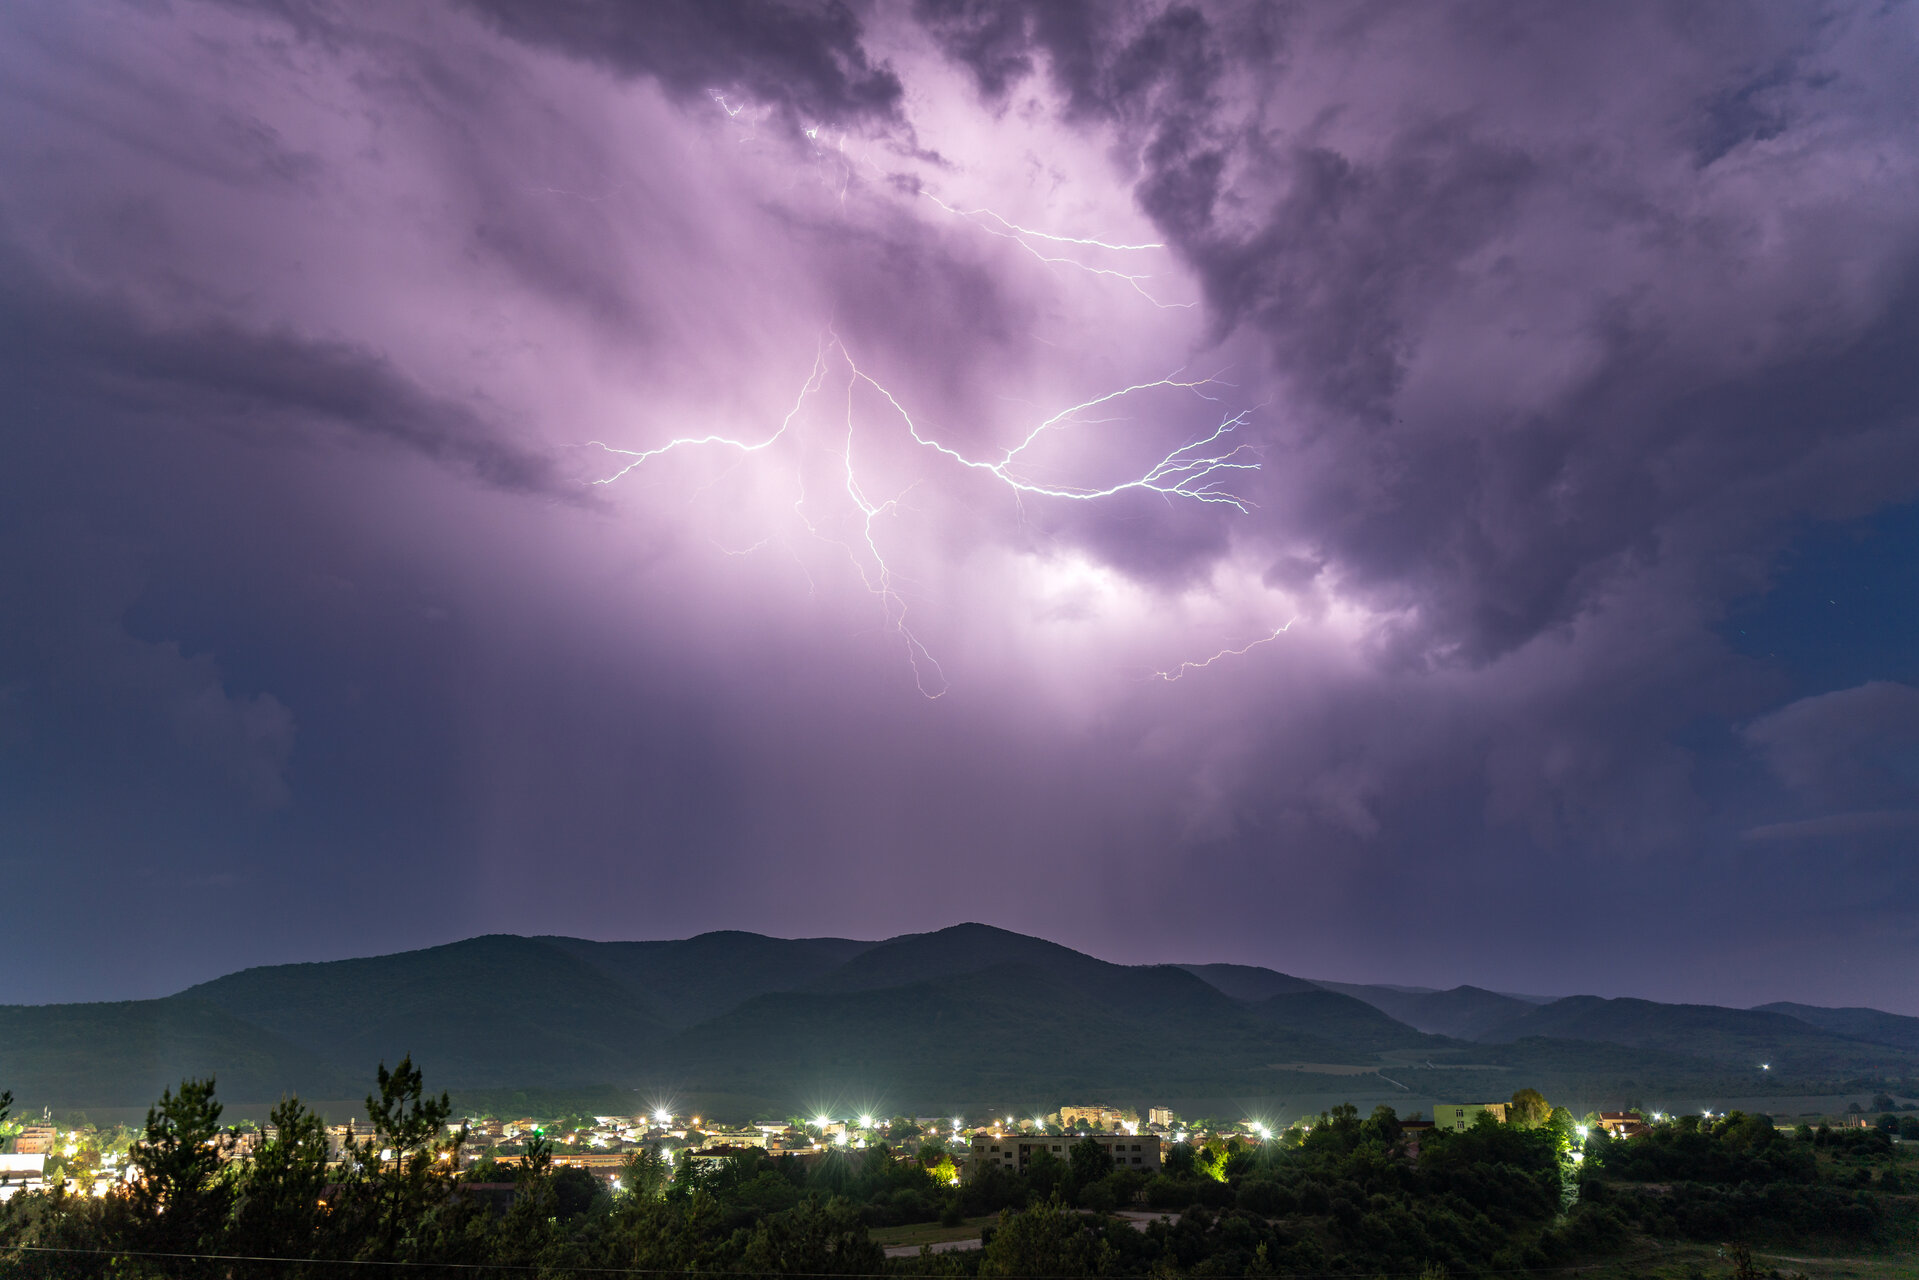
[2,924,1914,1109]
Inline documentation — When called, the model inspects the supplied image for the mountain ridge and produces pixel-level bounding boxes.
[4,925,1914,1109]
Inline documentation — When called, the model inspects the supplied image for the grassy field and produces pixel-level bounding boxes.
[1556,1237,1919,1278]
[867,1215,997,1248]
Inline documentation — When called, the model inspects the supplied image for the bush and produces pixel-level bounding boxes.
[1237,1179,1295,1216]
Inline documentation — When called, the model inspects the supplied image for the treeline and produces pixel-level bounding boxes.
[3,1073,1913,1277]
[1582,1109,1910,1247]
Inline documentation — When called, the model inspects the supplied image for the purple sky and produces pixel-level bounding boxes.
[3,1,1917,1013]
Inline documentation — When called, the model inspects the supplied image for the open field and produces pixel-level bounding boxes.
[867,1215,996,1249]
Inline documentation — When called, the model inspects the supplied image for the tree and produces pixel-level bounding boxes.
[738,1197,884,1276]
[618,1143,671,1200]
[980,1196,1108,1277]
[552,1165,600,1219]
[128,1077,234,1259]
[1069,1136,1112,1187]
[347,1056,460,1261]
[518,1130,553,1180]
[230,1095,333,1259]
[0,1090,10,1125]
[1509,1089,1552,1128]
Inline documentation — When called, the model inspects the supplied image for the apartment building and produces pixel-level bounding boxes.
[967,1131,1160,1179]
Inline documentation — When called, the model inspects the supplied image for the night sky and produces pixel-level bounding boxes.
[3,1,1916,1013]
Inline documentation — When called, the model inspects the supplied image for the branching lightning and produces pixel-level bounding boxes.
[921,193,1196,309]
[589,338,1264,697]
[1152,618,1298,682]
[578,93,1288,695]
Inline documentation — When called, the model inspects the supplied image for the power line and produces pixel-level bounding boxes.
[5,1242,1677,1279]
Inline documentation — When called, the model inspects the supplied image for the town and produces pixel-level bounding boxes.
[6,1091,1912,1203]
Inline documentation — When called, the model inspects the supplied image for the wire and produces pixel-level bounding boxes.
[5,1242,1679,1279]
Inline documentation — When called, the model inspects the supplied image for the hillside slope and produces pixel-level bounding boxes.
[660,960,1366,1106]
[1479,995,1915,1075]
[181,934,669,1088]
[1314,981,1540,1040]
[1248,990,1438,1054]
[1179,963,1321,1002]
[0,998,350,1106]
[814,924,1234,1016]
[1754,1002,1919,1054]
[542,932,874,1029]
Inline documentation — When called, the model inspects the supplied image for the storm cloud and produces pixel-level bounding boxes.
[2,0,1915,1013]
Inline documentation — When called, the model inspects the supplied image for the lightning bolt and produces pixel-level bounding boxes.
[921,193,1196,309]
[588,338,1263,697]
[1152,618,1298,681]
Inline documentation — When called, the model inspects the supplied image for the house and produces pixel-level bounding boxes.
[0,1153,47,1202]
[1434,1104,1508,1132]
[1597,1112,1648,1138]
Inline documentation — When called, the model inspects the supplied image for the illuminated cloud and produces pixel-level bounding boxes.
[0,0,1915,1012]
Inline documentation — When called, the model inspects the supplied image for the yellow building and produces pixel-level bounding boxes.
[1435,1103,1508,1132]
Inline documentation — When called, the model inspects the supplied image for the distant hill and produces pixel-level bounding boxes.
[6,925,1917,1112]
[821,925,1236,1015]
[662,957,1369,1105]
[180,934,672,1089]
[1313,981,1541,1040]
[0,998,353,1107]
[1479,995,1910,1075]
[1246,990,1437,1054]
[1755,1002,1919,1054]
[1178,963,1321,1002]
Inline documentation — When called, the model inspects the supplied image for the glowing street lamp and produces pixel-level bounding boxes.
[653,1109,670,1124]
[859,1114,874,1129]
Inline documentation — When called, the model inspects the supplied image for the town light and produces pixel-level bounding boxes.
[653,1109,670,1123]
[953,1117,964,1130]
[1761,1063,1770,1071]
[813,1115,831,1129]
[859,1114,874,1129]
[1575,1125,1588,1138]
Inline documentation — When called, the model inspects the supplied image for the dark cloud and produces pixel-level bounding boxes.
[1747,681,1919,810]
[0,240,571,499]
[919,2,1919,662]
[458,0,903,129]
